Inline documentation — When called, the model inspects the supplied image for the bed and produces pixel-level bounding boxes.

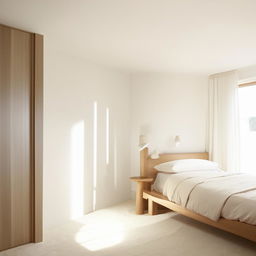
[137,147,256,242]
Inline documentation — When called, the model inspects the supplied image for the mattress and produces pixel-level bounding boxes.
[152,171,256,225]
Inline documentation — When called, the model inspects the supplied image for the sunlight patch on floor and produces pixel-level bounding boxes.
[75,223,124,251]
[73,201,172,251]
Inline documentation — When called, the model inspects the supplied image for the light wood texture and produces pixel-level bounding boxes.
[0,24,12,251]
[140,147,209,179]
[239,81,256,88]
[143,190,256,242]
[33,33,43,243]
[136,182,144,214]
[130,177,154,182]
[130,177,154,214]
[0,25,32,251]
[0,24,43,251]
[148,199,158,215]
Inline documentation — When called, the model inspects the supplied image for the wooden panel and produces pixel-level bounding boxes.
[0,25,33,251]
[0,24,12,251]
[10,26,32,247]
[33,34,43,243]
[130,177,153,182]
[140,147,209,179]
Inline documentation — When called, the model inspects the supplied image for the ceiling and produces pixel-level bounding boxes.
[1,0,256,74]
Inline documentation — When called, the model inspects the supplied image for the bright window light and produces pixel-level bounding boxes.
[239,85,256,174]
[75,212,124,251]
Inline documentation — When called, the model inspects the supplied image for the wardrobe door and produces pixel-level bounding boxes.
[0,25,33,251]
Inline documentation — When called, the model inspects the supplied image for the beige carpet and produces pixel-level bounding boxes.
[1,200,256,256]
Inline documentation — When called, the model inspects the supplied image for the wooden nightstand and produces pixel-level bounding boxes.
[130,176,154,214]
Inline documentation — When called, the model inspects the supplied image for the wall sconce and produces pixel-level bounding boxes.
[151,150,160,159]
[175,135,181,147]
[138,135,149,151]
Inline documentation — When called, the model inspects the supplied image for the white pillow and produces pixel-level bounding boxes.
[154,159,218,173]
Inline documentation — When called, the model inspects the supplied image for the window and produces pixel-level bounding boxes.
[239,83,256,174]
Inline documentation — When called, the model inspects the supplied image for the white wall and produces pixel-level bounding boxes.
[44,49,131,229]
[238,64,256,82]
[130,73,208,181]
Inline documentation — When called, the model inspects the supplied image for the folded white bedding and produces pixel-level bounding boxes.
[152,172,171,194]
[222,190,256,225]
[153,171,256,225]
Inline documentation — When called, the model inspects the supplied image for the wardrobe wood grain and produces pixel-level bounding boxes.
[12,26,32,247]
[33,34,43,243]
[0,24,12,251]
[0,24,43,251]
[0,25,32,251]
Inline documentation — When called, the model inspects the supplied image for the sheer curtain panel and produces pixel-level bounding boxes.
[208,70,240,172]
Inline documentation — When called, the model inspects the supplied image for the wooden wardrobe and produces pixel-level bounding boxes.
[0,24,43,251]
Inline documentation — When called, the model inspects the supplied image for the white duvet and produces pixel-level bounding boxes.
[153,170,256,225]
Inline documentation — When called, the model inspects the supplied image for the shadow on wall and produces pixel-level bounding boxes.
[69,101,120,220]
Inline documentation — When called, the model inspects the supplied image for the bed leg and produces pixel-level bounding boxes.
[148,199,158,215]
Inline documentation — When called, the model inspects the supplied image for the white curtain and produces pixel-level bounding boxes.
[207,70,240,171]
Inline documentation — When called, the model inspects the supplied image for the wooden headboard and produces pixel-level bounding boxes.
[140,147,209,179]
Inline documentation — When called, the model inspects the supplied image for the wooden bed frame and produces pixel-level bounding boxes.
[139,147,256,243]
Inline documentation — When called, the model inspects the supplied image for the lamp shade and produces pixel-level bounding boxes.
[175,135,181,147]
[151,150,160,159]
